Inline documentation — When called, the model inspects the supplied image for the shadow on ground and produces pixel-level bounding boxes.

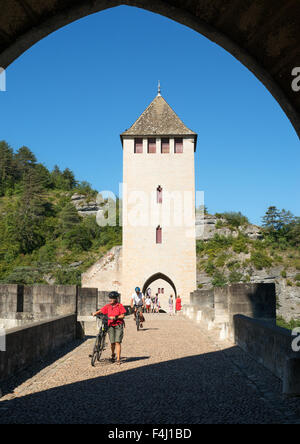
[0,346,297,424]
[0,337,92,398]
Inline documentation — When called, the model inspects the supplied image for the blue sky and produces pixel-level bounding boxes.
[0,5,299,225]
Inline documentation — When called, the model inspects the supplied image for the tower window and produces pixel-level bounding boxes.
[161,138,170,154]
[175,138,183,153]
[157,186,163,204]
[156,226,162,244]
[148,138,156,153]
[134,138,143,153]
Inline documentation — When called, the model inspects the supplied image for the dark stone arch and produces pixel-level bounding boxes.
[143,272,177,298]
[0,1,299,137]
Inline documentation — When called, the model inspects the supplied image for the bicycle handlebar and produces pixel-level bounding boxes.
[93,313,108,319]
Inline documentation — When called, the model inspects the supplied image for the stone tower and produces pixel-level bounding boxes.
[121,89,197,306]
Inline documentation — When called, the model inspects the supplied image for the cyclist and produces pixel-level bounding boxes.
[93,291,126,365]
[131,287,145,328]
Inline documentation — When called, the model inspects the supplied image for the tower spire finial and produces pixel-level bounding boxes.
[157,80,161,96]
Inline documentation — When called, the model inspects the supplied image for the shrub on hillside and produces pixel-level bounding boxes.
[250,251,273,270]
[232,237,249,254]
[204,261,215,276]
[218,212,249,228]
[212,271,227,287]
[215,253,229,267]
[277,317,300,330]
[54,268,82,286]
[229,271,244,283]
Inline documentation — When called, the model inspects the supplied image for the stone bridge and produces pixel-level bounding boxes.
[0,283,299,424]
[0,1,299,138]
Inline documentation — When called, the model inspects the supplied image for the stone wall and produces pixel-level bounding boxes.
[233,315,300,397]
[185,283,300,396]
[23,285,78,318]
[185,283,276,340]
[0,285,112,328]
[0,285,22,317]
[0,315,77,382]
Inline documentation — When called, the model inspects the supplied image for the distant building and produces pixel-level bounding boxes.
[121,87,197,306]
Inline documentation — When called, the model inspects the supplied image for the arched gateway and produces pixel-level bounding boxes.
[142,273,177,299]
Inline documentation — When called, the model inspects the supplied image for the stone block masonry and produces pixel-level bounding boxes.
[187,283,276,337]
[0,315,77,382]
[0,285,120,328]
[234,315,300,397]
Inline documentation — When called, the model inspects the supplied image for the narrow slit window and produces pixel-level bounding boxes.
[134,138,143,153]
[175,138,183,153]
[148,138,156,153]
[157,186,163,204]
[156,226,162,244]
[161,138,170,154]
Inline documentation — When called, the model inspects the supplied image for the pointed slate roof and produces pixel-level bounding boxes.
[121,94,197,140]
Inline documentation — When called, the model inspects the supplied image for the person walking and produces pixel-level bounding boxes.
[176,295,182,314]
[154,293,159,313]
[151,295,156,313]
[168,295,174,316]
[145,295,151,313]
[92,292,126,366]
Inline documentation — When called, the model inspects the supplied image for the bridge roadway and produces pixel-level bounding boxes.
[0,314,300,424]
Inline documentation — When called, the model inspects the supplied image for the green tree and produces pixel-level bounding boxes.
[262,206,281,231]
[58,202,81,235]
[15,146,37,180]
[0,141,15,195]
[62,168,77,190]
[10,168,47,253]
[34,163,52,189]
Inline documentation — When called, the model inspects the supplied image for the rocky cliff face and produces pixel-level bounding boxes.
[71,193,102,217]
[195,216,299,321]
[196,214,262,241]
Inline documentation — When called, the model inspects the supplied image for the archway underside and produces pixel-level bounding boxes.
[143,273,177,298]
[0,1,299,138]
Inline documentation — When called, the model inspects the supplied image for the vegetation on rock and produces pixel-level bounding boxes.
[0,141,121,286]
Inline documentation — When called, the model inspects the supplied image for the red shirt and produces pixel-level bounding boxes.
[176,298,182,311]
[101,303,126,327]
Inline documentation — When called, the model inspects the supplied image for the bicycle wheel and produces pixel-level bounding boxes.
[97,333,106,362]
[91,334,101,367]
[136,312,140,331]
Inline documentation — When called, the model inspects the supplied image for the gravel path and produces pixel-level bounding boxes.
[0,314,300,424]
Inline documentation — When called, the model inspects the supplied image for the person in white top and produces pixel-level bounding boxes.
[145,296,151,313]
[130,287,145,328]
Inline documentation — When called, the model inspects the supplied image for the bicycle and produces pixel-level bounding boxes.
[135,306,144,331]
[90,313,108,366]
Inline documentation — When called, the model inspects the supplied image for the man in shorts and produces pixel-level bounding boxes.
[131,287,145,328]
[93,291,126,365]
